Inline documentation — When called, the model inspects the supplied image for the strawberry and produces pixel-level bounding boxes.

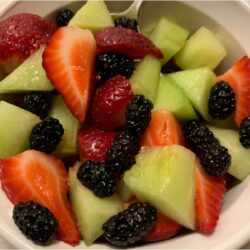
[217,56,250,126]
[0,150,80,246]
[141,109,185,147]
[143,213,183,242]
[95,27,163,59]
[0,13,56,74]
[195,159,226,234]
[124,198,182,242]
[91,75,133,131]
[78,126,116,162]
[43,26,96,123]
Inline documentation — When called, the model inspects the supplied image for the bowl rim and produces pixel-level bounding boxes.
[0,0,250,249]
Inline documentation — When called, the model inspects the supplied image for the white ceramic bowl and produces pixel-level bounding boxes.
[1,1,250,249]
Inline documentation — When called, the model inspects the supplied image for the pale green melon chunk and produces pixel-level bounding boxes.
[209,126,250,181]
[130,55,161,103]
[68,0,114,33]
[49,95,81,157]
[69,166,122,245]
[169,67,216,121]
[117,179,134,202]
[0,47,54,93]
[0,101,40,158]
[149,17,189,64]
[124,145,196,229]
[154,74,197,121]
[174,27,227,70]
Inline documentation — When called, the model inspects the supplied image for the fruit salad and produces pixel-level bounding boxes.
[0,0,250,248]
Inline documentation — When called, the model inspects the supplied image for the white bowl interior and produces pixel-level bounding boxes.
[0,1,250,249]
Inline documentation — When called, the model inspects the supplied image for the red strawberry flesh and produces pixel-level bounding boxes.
[195,159,226,234]
[43,26,96,122]
[0,150,80,246]
[0,13,56,73]
[91,75,133,131]
[78,126,116,162]
[217,56,250,126]
[96,27,163,59]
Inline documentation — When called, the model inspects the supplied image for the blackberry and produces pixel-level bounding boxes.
[183,120,218,154]
[161,59,181,74]
[13,201,57,245]
[103,202,156,246]
[77,160,116,198]
[23,92,51,118]
[208,81,236,119]
[126,95,153,136]
[96,52,135,81]
[29,117,64,153]
[114,16,139,32]
[200,144,231,176]
[106,130,140,174]
[239,116,250,148]
[56,9,74,27]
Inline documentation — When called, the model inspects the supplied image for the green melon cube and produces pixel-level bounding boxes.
[130,55,161,103]
[209,126,250,181]
[0,101,40,158]
[117,179,134,202]
[149,17,189,64]
[169,67,216,121]
[49,95,81,157]
[68,0,114,33]
[124,145,196,229]
[154,74,198,121]
[174,27,227,70]
[69,166,122,245]
[0,47,54,93]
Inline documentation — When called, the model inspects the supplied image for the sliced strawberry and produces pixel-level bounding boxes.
[124,198,182,242]
[0,13,56,73]
[217,56,250,126]
[141,109,185,147]
[0,150,80,246]
[195,159,226,234]
[91,75,133,131]
[95,27,163,59]
[78,126,116,162]
[43,26,96,122]
[143,213,183,242]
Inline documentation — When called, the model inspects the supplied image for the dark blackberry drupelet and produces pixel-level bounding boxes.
[126,95,153,136]
[96,52,135,82]
[29,117,64,153]
[114,16,139,32]
[23,92,51,118]
[161,59,181,74]
[13,201,57,245]
[183,120,231,176]
[103,202,156,247]
[56,9,74,27]
[200,144,231,176]
[239,116,250,148]
[106,130,140,175]
[77,160,116,198]
[183,120,218,154]
[208,81,236,119]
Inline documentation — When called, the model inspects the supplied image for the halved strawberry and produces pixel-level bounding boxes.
[78,126,116,162]
[195,159,226,234]
[141,109,185,147]
[217,56,250,126]
[0,150,80,246]
[43,26,96,122]
[124,198,182,242]
[96,27,163,59]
